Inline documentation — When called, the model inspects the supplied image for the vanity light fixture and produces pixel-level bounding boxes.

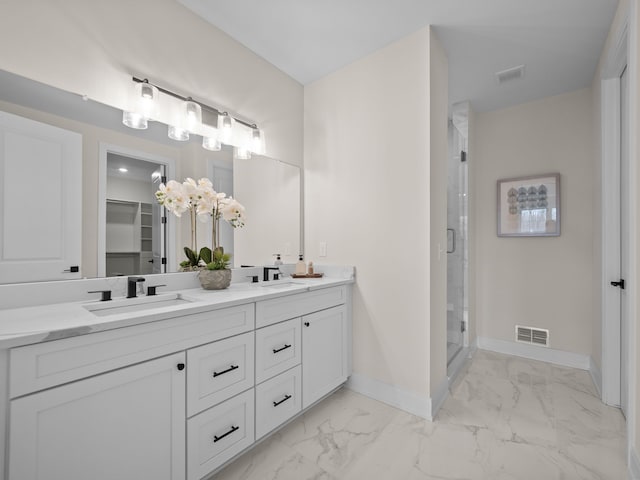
[123,77,264,154]
[219,113,234,144]
[183,98,202,132]
[235,146,251,160]
[122,79,159,129]
[137,80,160,119]
[202,136,222,151]
[250,125,265,154]
[122,111,148,129]
[168,125,189,141]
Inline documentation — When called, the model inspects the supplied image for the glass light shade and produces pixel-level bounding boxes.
[122,111,148,129]
[235,147,251,160]
[183,100,202,132]
[250,127,265,154]
[202,136,222,151]
[168,125,189,141]
[218,114,235,144]
[136,82,159,119]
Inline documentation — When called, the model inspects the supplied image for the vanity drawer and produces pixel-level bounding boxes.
[10,303,255,398]
[255,285,346,328]
[255,365,302,440]
[187,332,254,416]
[187,389,255,480]
[255,318,301,384]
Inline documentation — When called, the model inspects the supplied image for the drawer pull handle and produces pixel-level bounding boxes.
[213,365,239,377]
[304,322,310,327]
[273,344,292,354]
[213,425,239,443]
[273,394,292,407]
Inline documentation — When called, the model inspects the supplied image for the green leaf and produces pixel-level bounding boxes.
[199,247,212,264]
[184,247,199,266]
[206,250,232,270]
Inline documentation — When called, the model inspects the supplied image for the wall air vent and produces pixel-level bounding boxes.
[496,65,525,85]
[515,325,549,347]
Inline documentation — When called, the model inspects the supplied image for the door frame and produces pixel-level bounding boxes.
[97,143,176,277]
[600,1,637,458]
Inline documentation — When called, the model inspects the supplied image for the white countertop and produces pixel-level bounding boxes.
[0,269,354,350]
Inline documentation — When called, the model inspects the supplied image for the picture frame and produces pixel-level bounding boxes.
[497,173,560,237]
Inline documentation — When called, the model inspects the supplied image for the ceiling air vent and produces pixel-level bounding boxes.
[496,65,525,85]
[515,325,549,347]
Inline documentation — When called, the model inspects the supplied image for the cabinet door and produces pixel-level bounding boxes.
[302,305,348,409]
[0,111,82,283]
[9,352,186,480]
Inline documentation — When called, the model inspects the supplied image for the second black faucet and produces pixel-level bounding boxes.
[127,276,146,298]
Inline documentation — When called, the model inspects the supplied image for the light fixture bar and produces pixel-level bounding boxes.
[131,76,257,130]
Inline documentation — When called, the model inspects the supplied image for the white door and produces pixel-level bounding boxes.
[302,304,348,408]
[0,111,82,283]
[9,352,186,480]
[620,65,629,417]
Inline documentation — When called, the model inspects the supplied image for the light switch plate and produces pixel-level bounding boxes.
[319,241,327,257]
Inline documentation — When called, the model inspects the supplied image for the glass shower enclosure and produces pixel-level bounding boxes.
[447,103,469,367]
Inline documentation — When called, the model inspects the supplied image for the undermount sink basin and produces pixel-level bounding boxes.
[84,293,194,317]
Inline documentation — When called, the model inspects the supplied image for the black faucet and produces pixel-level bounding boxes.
[263,266,280,282]
[127,276,145,298]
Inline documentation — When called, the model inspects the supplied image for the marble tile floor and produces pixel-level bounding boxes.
[213,350,627,480]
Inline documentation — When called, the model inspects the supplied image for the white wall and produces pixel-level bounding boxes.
[474,88,595,355]
[106,176,155,205]
[429,30,449,395]
[305,26,448,403]
[0,0,303,167]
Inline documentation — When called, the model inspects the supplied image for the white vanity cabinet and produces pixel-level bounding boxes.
[254,285,350,439]
[2,282,352,480]
[9,352,186,480]
[6,302,255,480]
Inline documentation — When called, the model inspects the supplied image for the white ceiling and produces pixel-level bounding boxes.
[177,0,619,112]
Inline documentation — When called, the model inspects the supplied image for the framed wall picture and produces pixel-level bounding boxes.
[497,173,560,237]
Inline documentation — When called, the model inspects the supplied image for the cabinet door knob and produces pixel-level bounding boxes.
[304,322,310,327]
[177,363,185,371]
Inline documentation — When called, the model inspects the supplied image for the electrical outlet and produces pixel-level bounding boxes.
[284,242,291,255]
[319,241,327,257]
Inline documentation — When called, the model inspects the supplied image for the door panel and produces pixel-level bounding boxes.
[0,111,81,283]
[620,65,629,417]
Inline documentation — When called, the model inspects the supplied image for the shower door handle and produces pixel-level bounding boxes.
[447,228,456,254]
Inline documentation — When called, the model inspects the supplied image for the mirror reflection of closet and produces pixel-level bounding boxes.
[105,154,165,277]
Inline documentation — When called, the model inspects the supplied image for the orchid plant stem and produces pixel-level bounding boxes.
[190,208,197,254]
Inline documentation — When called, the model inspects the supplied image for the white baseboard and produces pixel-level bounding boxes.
[476,337,591,370]
[346,373,432,420]
[589,356,603,398]
[630,447,640,480]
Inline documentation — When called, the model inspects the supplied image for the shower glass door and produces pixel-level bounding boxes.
[447,104,469,366]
